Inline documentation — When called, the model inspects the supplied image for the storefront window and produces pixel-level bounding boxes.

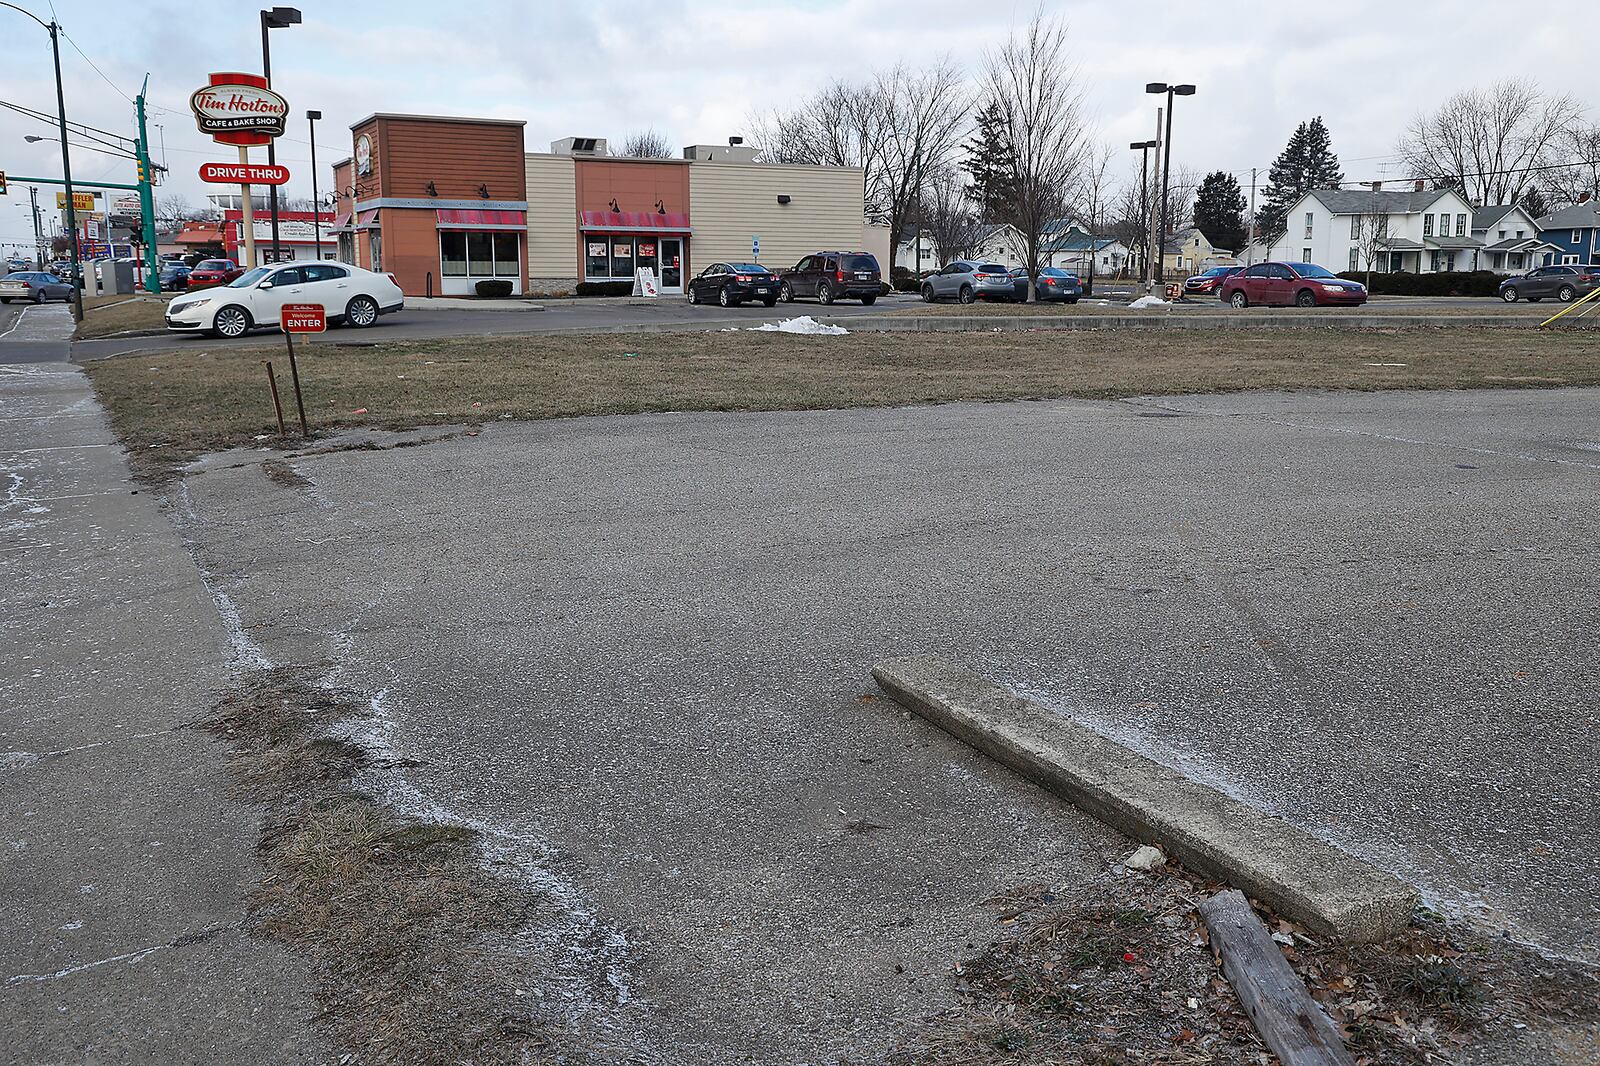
[586,240,609,279]
[468,233,493,275]
[492,232,519,277]
[637,240,658,278]
[611,238,634,279]
[440,231,467,276]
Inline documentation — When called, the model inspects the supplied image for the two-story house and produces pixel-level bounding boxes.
[1470,205,1558,274]
[1536,201,1600,268]
[1162,227,1233,276]
[1266,186,1480,273]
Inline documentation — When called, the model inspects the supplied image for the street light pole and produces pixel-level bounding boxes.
[260,6,301,265]
[1129,139,1157,286]
[307,109,322,259]
[1146,81,1195,290]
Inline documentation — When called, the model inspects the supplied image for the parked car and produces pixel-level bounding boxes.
[919,261,1014,303]
[0,271,75,304]
[186,258,245,289]
[778,251,882,305]
[1009,266,1082,303]
[1498,265,1600,303]
[163,260,403,338]
[1218,261,1367,308]
[686,262,779,307]
[1183,265,1244,298]
[158,263,192,292]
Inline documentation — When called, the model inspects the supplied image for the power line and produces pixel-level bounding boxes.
[0,98,133,148]
[58,28,133,104]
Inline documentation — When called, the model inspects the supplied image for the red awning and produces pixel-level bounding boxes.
[329,212,352,232]
[436,208,526,230]
[579,210,690,234]
[354,209,380,230]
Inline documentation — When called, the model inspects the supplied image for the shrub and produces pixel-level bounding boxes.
[574,281,632,298]
[891,266,922,293]
[474,279,514,298]
[1336,270,1502,298]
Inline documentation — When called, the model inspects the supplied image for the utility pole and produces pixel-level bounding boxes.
[1247,167,1258,264]
[28,185,43,269]
[135,78,159,293]
[261,7,302,264]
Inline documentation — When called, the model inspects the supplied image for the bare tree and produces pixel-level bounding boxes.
[1397,79,1582,205]
[1353,196,1390,287]
[620,129,674,159]
[748,81,886,216]
[1069,142,1115,288]
[873,61,970,270]
[154,193,193,224]
[920,165,983,265]
[1544,122,1600,209]
[981,12,1089,299]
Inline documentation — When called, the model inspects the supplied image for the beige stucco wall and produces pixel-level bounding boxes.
[861,223,892,273]
[525,153,577,279]
[688,162,866,272]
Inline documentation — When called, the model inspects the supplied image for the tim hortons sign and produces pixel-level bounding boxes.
[190,72,288,146]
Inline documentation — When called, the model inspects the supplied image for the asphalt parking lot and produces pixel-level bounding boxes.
[174,385,1600,1061]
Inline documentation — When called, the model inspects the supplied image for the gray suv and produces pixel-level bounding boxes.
[1499,264,1599,303]
[920,261,1015,303]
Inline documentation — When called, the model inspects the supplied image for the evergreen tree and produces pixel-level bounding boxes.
[1192,171,1248,253]
[962,100,1020,224]
[1257,116,1345,240]
[1519,184,1549,220]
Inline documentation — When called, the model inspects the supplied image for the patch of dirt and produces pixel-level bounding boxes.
[200,667,611,1065]
[260,458,312,488]
[889,862,1600,1065]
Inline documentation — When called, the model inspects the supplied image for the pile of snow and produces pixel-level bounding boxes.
[749,316,850,335]
[1128,295,1169,309]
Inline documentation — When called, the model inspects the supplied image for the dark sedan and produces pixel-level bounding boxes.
[1183,265,1243,298]
[158,264,192,292]
[1498,265,1599,303]
[1219,261,1367,307]
[1009,267,1081,303]
[0,271,75,304]
[687,262,779,307]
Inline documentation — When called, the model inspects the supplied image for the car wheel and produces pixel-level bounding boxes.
[213,305,251,339]
[687,285,699,305]
[763,298,777,308]
[779,281,793,303]
[957,285,975,304]
[718,286,735,308]
[1229,290,1248,309]
[818,283,834,306]
[345,295,379,328]
[1295,289,1317,308]
[32,289,46,304]
[1501,287,1519,303]
[921,284,934,303]
[1557,285,1576,302]
[0,298,10,305]
[860,294,877,306]
[1067,298,1079,305]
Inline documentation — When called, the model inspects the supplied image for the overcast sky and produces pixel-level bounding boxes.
[0,1,1586,249]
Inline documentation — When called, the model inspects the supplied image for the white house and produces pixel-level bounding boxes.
[1267,186,1481,273]
[1039,223,1131,275]
[1471,205,1557,274]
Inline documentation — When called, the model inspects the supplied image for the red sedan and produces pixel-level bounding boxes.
[1219,261,1368,308]
[185,258,244,289]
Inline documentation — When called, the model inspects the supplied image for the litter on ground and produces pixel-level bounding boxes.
[1129,295,1169,309]
[750,316,850,335]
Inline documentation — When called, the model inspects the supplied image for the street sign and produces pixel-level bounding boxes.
[281,303,326,333]
[56,191,97,211]
[200,162,290,186]
[752,234,760,259]
[190,73,288,146]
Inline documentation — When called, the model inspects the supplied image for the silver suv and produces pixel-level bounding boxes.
[920,260,1014,303]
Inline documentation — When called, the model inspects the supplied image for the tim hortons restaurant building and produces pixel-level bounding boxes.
[330,113,877,297]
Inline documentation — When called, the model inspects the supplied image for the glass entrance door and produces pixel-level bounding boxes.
[659,238,683,292]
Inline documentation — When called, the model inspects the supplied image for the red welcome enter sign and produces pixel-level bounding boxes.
[281,304,327,333]
[200,162,290,185]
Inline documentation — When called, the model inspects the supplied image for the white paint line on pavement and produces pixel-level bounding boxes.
[5,943,168,985]
[0,305,31,340]
[6,444,116,454]
[2,728,178,761]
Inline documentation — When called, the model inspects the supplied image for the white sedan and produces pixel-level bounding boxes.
[164,260,403,338]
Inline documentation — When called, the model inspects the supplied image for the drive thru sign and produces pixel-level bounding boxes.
[281,303,326,333]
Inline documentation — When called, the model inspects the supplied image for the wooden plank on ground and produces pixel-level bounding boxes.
[1198,888,1355,1066]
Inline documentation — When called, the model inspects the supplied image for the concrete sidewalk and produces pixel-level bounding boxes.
[0,305,318,1063]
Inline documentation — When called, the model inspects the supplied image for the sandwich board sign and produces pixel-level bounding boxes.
[632,267,659,298]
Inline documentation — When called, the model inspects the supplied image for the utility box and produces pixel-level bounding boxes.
[93,258,136,295]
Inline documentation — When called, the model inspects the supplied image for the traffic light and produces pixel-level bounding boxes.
[136,159,147,184]
[0,170,7,194]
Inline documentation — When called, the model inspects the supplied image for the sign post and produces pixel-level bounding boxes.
[752,234,760,262]
[190,72,289,269]
[279,302,324,436]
